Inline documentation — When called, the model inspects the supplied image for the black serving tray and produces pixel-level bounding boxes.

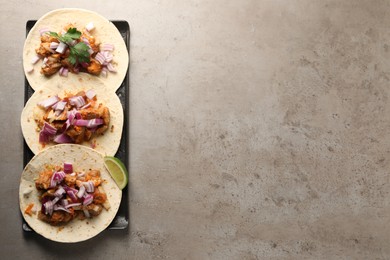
[22,20,130,231]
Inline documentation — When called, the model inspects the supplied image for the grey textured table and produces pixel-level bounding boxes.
[1,1,390,259]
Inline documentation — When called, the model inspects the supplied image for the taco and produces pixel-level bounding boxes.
[21,74,123,156]
[23,8,128,91]
[19,144,122,243]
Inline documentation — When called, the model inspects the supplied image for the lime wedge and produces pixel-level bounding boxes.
[104,156,128,189]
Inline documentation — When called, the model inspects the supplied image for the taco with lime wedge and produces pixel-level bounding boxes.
[23,8,128,91]
[21,74,123,156]
[19,144,122,243]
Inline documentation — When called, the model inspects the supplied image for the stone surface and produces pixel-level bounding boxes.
[1,0,390,259]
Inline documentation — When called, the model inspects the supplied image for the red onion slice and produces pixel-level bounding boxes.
[95,52,106,64]
[77,185,86,198]
[86,22,95,31]
[69,96,86,108]
[44,200,54,215]
[85,89,96,100]
[39,123,57,143]
[83,181,95,193]
[65,202,82,209]
[49,171,66,188]
[38,95,59,109]
[73,119,89,127]
[80,103,91,110]
[63,162,73,173]
[100,43,114,52]
[56,42,67,54]
[107,63,117,73]
[50,42,59,49]
[54,186,65,197]
[52,197,60,204]
[103,51,113,62]
[60,67,69,77]
[53,133,74,144]
[54,204,71,213]
[83,193,94,206]
[83,209,91,218]
[43,122,57,135]
[55,101,67,111]
[31,55,41,64]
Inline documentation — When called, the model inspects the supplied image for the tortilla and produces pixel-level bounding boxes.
[19,144,122,243]
[21,73,123,156]
[23,8,128,91]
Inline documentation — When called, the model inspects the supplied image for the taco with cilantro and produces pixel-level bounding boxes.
[23,8,128,91]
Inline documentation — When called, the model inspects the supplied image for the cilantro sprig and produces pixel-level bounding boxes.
[48,28,90,65]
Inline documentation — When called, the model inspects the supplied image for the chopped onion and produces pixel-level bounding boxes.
[95,52,106,64]
[31,55,41,64]
[69,96,86,108]
[52,197,60,204]
[88,118,104,128]
[77,185,86,198]
[73,119,88,127]
[86,22,95,31]
[53,133,73,144]
[80,103,91,110]
[61,199,69,207]
[39,131,50,143]
[83,209,91,218]
[103,51,113,62]
[59,67,69,77]
[38,95,59,109]
[56,42,67,54]
[100,43,115,52]
[64,109,78,130]
[64,187,78,203]
[74,118,103,128]
[44,200,54,215]
[42,57,48,65]
[65,202,82,209]
[83,193,94,206]
[43,122,57,135]
[39,28,50,36]
[83,181,95,193]
[39,122,57,143]
[64,162,73,173]
[49,171,66,188]
[77,172,85,178]
[107,63,117,73]
[75,111,82,119]
[50,42,59,49]
[101,67,108,77]
[69,172,76,176]
[54,186,65,197]
[54,204,71,213]
[25,66,34,74]
[85,89,96,100]
[88,48,94,55]
[55,101,67,112]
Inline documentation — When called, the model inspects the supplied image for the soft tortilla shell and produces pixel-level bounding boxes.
[21,74,123,156]
[23,8,128,91]
[19,144,122,243]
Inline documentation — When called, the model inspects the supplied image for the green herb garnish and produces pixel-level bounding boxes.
[48,28,90,65]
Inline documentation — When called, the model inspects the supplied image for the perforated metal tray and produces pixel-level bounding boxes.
[22,20,129,231]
